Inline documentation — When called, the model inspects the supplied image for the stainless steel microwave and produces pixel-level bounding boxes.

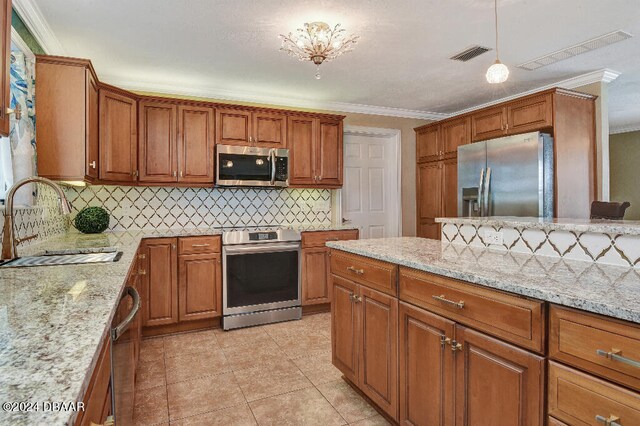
[216,144,289,188]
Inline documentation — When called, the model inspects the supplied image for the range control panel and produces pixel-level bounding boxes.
[248,231,278,241]
[275,157,288,182]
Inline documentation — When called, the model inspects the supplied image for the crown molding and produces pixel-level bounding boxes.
[610,124,640,135]
[453,69,621,116]
[10,27,36,61]
[104,76,447,120]
[12,0,65,55]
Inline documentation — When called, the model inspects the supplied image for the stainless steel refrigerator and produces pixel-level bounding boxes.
[457,131,554,218]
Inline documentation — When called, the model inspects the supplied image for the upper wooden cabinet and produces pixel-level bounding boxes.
[416,125,440,163]
[216,107,287,148]
[178,105,215,183]
[0,0,11,136]
[139,101,177,183]
[139,101,215,184]
[470,105,508,141]
[289,115,343,188]
[35,56,100,181]
[99,87,138,182]
[441,116,471,157]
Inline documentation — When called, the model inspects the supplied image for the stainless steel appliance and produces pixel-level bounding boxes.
[222,226,301,330]
[458,131,554,218]
[110,286,141,425]
[216,144,289,188]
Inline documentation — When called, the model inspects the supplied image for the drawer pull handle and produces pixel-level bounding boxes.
[347,266,364,275]
[595,414,621,426]
[596,349,640,369]
[191,243,210,248]
[432,294,465,309]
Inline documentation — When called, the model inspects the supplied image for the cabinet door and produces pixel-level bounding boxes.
[418,220,441,240]
[301,247,330,305]
[455,326,544,426]
[216,107,251,145]
[471,106,507,142]
[254,111,287,148]
[99,89,138,182]
[288,115,316,185]
[316,119,343,186]
[139,101,177,182]
[417,162,442,220]
[399,302,455,426]
[507,94,553,134]
[142,238,178,327]
[416,126,440,163]
[359,286,399,421]
[441,117,470,157]
[0,0,10,136]
[86,70,99,180]
[332,275,360,383]
[178,253,222,321]
[442,158,457,218]
[178,105,214,183]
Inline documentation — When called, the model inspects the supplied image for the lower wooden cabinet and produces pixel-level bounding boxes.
[301,229,359,306]
[142,236,221,330]
[332,274,399,421]
[178,252,222,321]
[75,337,111,426]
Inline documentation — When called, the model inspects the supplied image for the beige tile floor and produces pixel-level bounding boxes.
[133,313,391,426]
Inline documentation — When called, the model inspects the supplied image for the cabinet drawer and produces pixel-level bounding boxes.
[550,305,640,391]
[302,229,359,248]
[178,236,221,255]
[399,267,545,352]
[549,362,640,426]
[330,250,397,296]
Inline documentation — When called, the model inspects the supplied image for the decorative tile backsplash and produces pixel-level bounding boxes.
[442,222,640,269]
[0,185,69,246]
[63,185,332,231]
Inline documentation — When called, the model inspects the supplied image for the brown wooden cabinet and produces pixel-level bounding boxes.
[301,229,359,306]
[416,125,440,163]
[0,0,11,136]
[441,117,470,158]
[178,252,222,321]
[99,87,138,182]
[417,162,442,239]
[289,115,343,188]
[216,107,287,148]
[332,274,399,421]
[35,56,100,181]
[139,101,177,183]
[399,302,455,426]
[178,105,215,183]
[470,105,507,142]
[75,336,111,426]
[141,237,178,327]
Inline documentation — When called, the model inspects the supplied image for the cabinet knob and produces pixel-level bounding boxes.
[173,171,177,178]
[89,161,96,169]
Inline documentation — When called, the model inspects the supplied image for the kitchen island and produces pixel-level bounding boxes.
[327,235,640,425]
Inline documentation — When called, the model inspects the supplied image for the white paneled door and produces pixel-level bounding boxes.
[342,127,401,239]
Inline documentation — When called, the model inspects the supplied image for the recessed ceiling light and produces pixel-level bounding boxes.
[518,30,632,71]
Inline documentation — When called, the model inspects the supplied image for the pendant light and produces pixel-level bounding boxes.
[486,0,509,84]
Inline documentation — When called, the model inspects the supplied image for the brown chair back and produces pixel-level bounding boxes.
[590,201,631,220]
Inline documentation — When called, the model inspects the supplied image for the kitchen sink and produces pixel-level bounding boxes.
[0,248,122,268]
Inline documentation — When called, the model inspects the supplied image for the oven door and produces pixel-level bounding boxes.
[223,242,301,315]
[216,145,288,187]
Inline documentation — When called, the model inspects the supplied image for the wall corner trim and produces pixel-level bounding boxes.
[12,0,65,55]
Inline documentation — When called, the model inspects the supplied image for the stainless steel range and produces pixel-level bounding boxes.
[222,226,302,330]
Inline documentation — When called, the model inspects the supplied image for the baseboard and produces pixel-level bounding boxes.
[142,317,220,338]
[302,303,331,315]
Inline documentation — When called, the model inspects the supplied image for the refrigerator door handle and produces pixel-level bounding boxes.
[483,167,492,217]
[477,168,485,216]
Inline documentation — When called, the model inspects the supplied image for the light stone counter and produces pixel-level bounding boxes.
[327,237,640,324]
[0,228,223,425]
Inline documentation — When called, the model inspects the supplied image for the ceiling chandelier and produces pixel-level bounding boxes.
[486,0,509,84]
[279,21,359,79]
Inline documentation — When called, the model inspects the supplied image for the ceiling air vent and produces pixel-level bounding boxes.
[450,45,491,62]
[518,30,633,71]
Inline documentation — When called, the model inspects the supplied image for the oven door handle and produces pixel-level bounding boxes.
[269,149,276,185]
[111,286,140,341]
[224,243,300,255]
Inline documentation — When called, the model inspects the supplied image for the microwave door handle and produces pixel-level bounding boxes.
[483,167,491,217]
[270,149,276,185]
[478,168,485,217]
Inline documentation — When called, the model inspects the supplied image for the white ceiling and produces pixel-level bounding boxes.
[21,0,640,130]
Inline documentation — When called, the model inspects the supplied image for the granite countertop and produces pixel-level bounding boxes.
[327,237,640,324]
[435,216,640,236]
[0,228,226,425]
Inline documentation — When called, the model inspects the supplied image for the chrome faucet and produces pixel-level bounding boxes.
[1,176,72,261]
